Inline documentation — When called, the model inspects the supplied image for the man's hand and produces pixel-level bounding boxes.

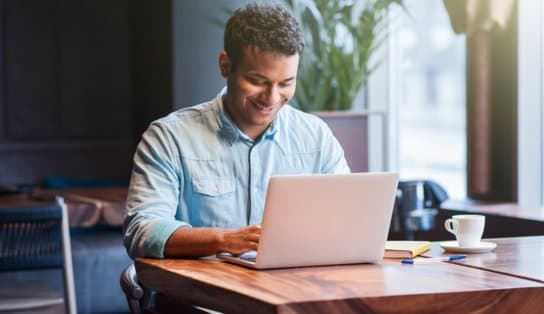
[219,224,261,255]
[164,224,261,258]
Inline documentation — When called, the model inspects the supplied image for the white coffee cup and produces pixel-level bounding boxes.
[444,215,485,247]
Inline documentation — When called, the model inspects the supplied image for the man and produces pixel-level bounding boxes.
[123,3,350,259]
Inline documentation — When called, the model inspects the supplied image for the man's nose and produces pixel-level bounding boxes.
[265,85,282,105]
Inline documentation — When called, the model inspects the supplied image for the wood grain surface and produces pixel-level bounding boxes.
[136,255,544,313]
[448,236,544,283]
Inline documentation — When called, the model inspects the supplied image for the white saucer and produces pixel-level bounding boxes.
[440,241,497,254]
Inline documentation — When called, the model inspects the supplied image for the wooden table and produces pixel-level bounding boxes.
[136,237,544,313]
[0,187,127,227]
[447,236,544,283]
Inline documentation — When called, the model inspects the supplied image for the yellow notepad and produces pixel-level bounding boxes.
[384,241,432,258]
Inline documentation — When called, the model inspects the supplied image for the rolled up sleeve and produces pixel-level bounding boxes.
[123,123,189,258]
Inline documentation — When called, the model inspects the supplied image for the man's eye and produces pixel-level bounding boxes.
[248,78,265,85]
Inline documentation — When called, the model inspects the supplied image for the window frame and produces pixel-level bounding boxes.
[517,0,544,208]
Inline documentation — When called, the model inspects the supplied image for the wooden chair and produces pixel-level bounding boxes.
[0,197,77,313]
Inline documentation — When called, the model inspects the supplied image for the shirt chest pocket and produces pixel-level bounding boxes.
[190,177,237,227]
[192,177,234,196]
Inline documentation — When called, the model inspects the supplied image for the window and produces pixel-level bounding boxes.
[392,0,467,199]
[518,0,543,207]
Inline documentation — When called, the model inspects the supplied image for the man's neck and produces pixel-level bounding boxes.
[222,96,269,141]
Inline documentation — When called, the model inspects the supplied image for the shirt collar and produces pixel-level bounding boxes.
[214,88,280,146]
[215,92,239,145]
[262,117,278,142]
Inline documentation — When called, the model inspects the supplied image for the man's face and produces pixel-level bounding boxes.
[220,47,299,140]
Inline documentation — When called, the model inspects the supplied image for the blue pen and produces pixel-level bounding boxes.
[401,255,467,264]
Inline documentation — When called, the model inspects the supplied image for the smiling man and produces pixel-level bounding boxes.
[219,46,299,140]
[123,3,350,259]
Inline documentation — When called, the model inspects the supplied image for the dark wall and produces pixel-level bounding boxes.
[0,0,133,185]
[0,0,245,186]
[132,0,173,139]
[172,0,250,109]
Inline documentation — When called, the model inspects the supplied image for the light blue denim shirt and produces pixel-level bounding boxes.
[123,90,350,258]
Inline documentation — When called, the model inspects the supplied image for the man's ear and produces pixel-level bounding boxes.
[219,52,231,78]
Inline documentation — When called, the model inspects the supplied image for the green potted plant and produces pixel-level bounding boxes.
[282,0,403,112]
[281,0,403,172]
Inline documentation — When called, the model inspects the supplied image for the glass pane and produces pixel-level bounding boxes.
[396,0,466,198]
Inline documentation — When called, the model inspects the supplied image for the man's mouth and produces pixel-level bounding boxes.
[251,100,274,113]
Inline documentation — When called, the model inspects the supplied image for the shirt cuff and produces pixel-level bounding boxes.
[147,218,190,258]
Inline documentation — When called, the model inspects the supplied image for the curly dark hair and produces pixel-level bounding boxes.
[224,3,304,69]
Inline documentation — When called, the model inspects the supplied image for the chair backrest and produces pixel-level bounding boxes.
[0,197,77,314]
[315,112,369,172]
[120,263,152,314]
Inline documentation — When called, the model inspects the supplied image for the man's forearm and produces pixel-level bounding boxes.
[163,224,261,258]
[163,227,223,258]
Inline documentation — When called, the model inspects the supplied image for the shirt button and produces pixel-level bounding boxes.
[214,185,219,193]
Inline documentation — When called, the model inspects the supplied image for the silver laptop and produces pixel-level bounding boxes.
[217,172,399,269]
